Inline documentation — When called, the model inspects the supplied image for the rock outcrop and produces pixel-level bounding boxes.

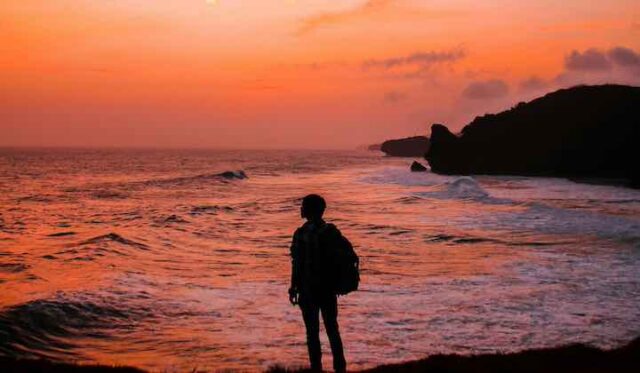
[426,85,640,187]
[410,161,427,172]
[380,136,430,157]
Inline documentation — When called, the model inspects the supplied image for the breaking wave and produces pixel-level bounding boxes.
[361,168,492,201]
[442,177,490,199]
[360,167,447,186]
[416,176,492,201]
[0,296,148,359]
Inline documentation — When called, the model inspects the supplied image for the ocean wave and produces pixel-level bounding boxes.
[0,296,148,359]
[51,233,150,261]
[361,167,495,201]
[217,170,248,180]
[190,205,234,215]
[15,194,56,203]
[589,198,640,204]
[359,167,447,186]
[60,170,248,200]
[417,176,491,200]
[424,233,575,247]
[47,231,76,237]
[474,203,640,243]
[81,233,149,250]
[444,177,490,199]
[161,214,189,224]
[393,195,424,204]
[90,190,130,200]
[424,233,502,245]
[0,262,29,273]
[133,169,247,188]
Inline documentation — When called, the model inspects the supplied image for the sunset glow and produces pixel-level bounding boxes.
[1,0,639,148]
[2,4,640,371]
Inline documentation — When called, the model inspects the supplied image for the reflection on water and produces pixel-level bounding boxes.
[1,149,639,371]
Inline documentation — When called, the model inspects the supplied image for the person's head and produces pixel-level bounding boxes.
[301,194,326,221]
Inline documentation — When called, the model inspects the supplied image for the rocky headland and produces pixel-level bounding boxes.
[426,85,639,187]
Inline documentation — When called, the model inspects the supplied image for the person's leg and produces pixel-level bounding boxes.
[321,295,346,373]
[300,296,322,371]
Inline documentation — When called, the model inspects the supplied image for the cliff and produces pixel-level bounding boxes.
[380,136,430,157]
[426,85,640,186]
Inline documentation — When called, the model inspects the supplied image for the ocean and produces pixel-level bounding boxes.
[1,148,639,371]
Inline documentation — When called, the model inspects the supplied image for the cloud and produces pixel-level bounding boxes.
[565,46,640,70]
[298,0,394,35]
[462,79,509,100]
[608,47,640,67]
[361,48,466,79]
[383,91,407,103]
[297,0,463,35]
[363,49,466,70]
[555,46,640,88]
[565,49,612,71]
[518,76,549,92]
[271,48,464,82]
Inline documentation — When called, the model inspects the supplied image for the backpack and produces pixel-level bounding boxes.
[313,223,360,296]
[332,232,360,295]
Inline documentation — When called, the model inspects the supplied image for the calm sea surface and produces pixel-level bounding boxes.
[1,149,639,371]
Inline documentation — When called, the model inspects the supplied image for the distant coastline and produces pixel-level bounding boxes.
[372,84,639,188]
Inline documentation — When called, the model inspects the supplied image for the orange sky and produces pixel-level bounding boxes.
[1,0,639,149]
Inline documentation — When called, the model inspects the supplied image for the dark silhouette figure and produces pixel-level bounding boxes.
[289,194,347,372]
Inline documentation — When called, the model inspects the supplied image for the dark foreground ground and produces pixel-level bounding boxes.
[2,337,639,373]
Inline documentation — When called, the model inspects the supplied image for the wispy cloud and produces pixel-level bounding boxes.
[362,48,466,79]
[272,48,464,80]
[363,49,466,70]
[298,0,393,35]
[297,0,462,35]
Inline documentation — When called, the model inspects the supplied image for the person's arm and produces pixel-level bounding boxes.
[288,230,299,304]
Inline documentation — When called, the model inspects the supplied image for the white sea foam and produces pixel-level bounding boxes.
[476,202,640,243]
[360,165,640,244]
[416,176,491,200]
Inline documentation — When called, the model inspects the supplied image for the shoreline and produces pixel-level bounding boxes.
[377,153,639,190]
[2,337,638,372]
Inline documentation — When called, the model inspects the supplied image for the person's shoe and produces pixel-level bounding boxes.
[334,363,346,373]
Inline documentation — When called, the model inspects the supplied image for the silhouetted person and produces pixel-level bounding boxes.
[289,194,347,372]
